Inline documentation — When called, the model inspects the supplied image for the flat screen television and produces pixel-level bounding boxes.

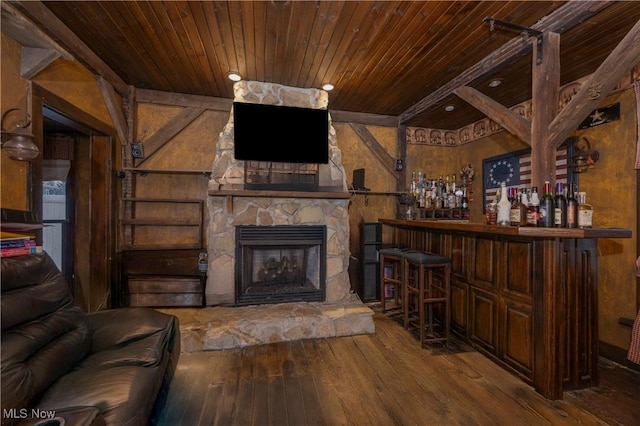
[233,102,329,164]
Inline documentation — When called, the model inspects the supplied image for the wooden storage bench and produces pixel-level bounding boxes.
[121,249,206,307]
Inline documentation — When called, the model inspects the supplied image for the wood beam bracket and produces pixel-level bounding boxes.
[484,16,544,64]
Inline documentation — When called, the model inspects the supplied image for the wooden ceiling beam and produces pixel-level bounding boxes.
[12,0,128,96]
[453,85,531,144]
[399,1,614,125]
[547,18,640,149]
[97,76,129,147]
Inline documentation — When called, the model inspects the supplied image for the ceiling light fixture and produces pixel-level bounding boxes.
[322,83,334,91]
[444,105,455,112]
[488,78,503,88]
[227,72,242,82]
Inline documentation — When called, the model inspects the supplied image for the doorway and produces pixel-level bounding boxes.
[32,85,117,312]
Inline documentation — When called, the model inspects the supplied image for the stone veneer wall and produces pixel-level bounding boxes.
[207,81,351,306]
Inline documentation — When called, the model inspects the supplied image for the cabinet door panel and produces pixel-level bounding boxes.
[450,232,466,277]
[450,279,468,337]
[503,301,533,377]
[470,288,497,354]
[505,239,534,300]
[472,237,495,287]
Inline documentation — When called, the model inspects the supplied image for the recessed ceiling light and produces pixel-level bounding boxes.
[322,83,334,91]
[227,72,242,82]
[444,105,455,112]
[488,78,503,88]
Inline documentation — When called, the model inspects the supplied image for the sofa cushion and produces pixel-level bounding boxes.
[89,308,177,353]
[1,254,92,416]
[36,365,164,426]
[79,330,168,369]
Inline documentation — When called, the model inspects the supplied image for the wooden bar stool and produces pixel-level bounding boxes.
[379,248,417,312]
[403,251,451,347]
[379,247,405,312]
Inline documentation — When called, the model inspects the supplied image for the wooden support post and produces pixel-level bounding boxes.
[530,32,560,191]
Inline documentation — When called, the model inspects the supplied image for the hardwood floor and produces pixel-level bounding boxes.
[156,309,640,426]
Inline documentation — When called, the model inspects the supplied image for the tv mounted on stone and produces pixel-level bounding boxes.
[233,102,330,191]
[233,102,329,164]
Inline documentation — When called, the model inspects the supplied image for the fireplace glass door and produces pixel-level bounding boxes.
[235,225,326,306]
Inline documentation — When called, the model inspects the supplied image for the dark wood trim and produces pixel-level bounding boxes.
[209,189,351,200]
[397,124,407,192]
[331,110,398,127]
[136,88,233,111]
[378,219,632,239]
[599,340,640,373]
[33,84,113,135]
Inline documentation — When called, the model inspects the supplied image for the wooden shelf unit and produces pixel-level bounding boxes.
[120,198,204,250]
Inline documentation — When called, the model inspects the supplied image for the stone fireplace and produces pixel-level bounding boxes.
[189,80,374,350]
[235,225,326,305]
[207,81,354,306]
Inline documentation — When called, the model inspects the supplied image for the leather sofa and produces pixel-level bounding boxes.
[1,253,180,426]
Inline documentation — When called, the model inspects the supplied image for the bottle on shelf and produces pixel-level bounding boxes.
[461,187,469,209]
[510,189,527,226]
[577,192,593,228]
[566,183,578,228]
[538,181,554,227]
[553,182,567,227]
[496,183,511,226]
[526,186,540,226]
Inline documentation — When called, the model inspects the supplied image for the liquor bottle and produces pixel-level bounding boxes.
[577,192,593,228]
[553,182,567,227]
[496,183,511,226]
[538,181,554,227]
[510,191,527,226]
[461,187,469,209]
[566,183,578,228]
[526,186,540,226]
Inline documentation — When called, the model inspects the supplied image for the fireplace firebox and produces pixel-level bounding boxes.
[235,225,326,306]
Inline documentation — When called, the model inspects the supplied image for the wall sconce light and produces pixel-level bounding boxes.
[572,137,599,173]
[1,108,39,161]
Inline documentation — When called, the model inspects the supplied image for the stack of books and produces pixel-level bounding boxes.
[1,208,43,258]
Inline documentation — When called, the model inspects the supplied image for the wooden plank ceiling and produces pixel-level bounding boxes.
[11,1,640,130]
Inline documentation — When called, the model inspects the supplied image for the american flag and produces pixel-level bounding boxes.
[484,147,569,203]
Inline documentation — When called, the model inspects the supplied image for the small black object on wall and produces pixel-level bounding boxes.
[131,143,144,158]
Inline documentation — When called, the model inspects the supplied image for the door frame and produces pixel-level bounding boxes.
[31,84,117,311]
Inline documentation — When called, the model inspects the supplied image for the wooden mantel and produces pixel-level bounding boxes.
[208,189,351,214]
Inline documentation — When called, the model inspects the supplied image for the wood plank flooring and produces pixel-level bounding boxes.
[155,310,640,426]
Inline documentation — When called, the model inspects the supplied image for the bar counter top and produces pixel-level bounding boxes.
[378,218,632,239]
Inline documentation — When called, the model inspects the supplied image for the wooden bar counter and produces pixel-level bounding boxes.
[378,218,632,400]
